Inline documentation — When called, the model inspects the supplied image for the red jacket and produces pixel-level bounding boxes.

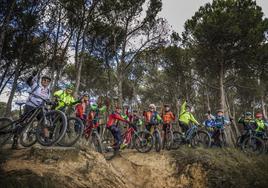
[75,103,87,119]
[107,112,129,127]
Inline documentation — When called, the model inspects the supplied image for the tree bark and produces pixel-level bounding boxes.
[219,61,225,112]
[0,0,16,60]
[5,64,21,117]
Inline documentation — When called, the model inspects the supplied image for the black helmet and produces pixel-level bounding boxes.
[245,112,252,116]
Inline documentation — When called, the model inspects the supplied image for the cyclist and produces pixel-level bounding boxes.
[237,112,256,144]
[12,73,52,149]
[75,92,90,122]
[202,112,215,135]
[131,110,143,131]
[144,104,162,133]
[178,100,200,135]
[106,106,130,152]
[212,109,230,144]
[254,113,268,137]
[87,102,107,133]
[161,104,175,141]
[53,84,79,111]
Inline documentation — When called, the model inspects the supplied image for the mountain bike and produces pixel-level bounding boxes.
[80,120,103,153]
[0,93,67,148]
[211,125,228,147]
[172,125,211,148]
[162,123,174,150]
[241,129,265,155]
[102,123,154,160]
[150,124,162,152]
[56,103,84,147]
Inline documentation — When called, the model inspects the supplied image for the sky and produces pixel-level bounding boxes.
[159,0,268,34]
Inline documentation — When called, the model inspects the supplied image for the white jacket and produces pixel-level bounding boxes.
[26,76,50,107]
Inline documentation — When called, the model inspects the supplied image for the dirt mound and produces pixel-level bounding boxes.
[0,146,268,188]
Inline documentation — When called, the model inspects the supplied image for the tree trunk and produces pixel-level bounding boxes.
[219,61,225,112]
[0,71,15,95]
[205,85,211,111]
[5,64,21,117]
[261,95,267,119]
[74,33,85,97]
[117,73,123,108]
[0,64,9,92]
[0,0,16,60]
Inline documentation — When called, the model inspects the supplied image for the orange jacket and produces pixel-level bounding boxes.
[162,111,175,124]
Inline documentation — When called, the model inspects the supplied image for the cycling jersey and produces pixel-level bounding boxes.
[238,117,256,130]
[107,112,129,128]
[179,101,199,126]
[75,102,90,120]
[26,75,50,107]
[255,119,268,132]
[144,111,162,125]
[162,111,175,124]
[54,90,76,110]
[88,105,107,126]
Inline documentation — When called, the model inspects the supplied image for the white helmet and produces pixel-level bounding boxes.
[149,104,156,110]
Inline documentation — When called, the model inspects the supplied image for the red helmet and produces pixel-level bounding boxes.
[255,113,263,118]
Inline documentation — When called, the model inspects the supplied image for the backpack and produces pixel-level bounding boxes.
[150,111,158,124]
[215,116,224,128]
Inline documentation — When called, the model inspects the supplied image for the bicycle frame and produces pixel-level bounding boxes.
[122,126,136,145]
[0,105,47,135]
[185,125,198,140]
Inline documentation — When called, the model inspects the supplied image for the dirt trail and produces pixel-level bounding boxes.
[0,146,268,188]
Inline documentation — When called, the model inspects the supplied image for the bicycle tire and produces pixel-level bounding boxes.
[242,136,265,155]
[58,117,84,147]
[102,138,116,160]
[36,110,67,146]
[190,130,211,148]
[91,131,103,153]
[165,130,174,150]
[235,135,243,149]
[219,131,228,147]
[171,131,183,150]
[20,120,38,147]
[134,131,154,153]
[154,130,162,152]
[0,117,14,147]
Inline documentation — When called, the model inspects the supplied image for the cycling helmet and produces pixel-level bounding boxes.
[245,112,252,116]
[216,109,224,113]
[81,91,89,97]
[66,83,74,90]
[149,104,156,109]
[255,113,263,118]
[91,104,98,110]
[41,75,51,81]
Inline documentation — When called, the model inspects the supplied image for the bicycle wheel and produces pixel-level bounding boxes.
[58,117,84,147]
[235,136,243,149]
[102,138,116,160]
[190,130,211,148]
[0,117,14,147]
[153,130,162,152]
[91,131,103,153]
[171,131,183,150]
[219,131,228,147]
[165,130,174,150]
[36,110,67,146]
[20,120,38,147]
[134,131,154,153]
[242,136,265,155]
